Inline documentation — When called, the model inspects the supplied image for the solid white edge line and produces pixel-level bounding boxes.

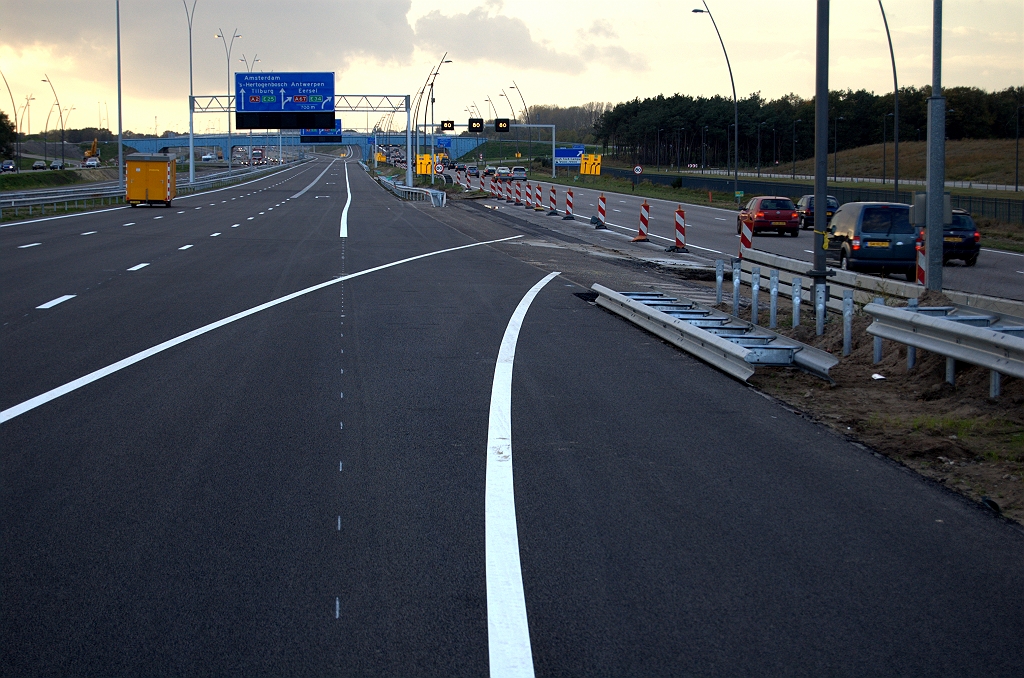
[486,270,559,678]
[291,159,336,199]
[36,294,77,309]
[340,162,352,238]
[1,235,523,424]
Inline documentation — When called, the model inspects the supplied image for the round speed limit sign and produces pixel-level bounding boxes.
[434,163,445,173]
[633,165,643,175]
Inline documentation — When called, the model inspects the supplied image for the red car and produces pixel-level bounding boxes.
[737,196,800,237]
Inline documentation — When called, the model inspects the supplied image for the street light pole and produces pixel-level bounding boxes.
[1015,104,1023,192]
[693,2,738,204]
[183,0,197,183]
[924,0,946,291]
[811,0,830,283]
[878,0,900,201]
[792,119,801,178]
[499,90,518,157]
[42,75,65,168]
[833,115,844,181]
[510,82,531,164]
[215,28,241,171]
[116,0,124,190]
[883,112,893,184]
[0,70,21,172]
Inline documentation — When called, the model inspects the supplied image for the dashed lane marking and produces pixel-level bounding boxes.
[211,233,221,237]
[178,245,193,250]
[36,294,76,309]
[81,231,97,235]
[127,263,150,271]
[18,243,41,248]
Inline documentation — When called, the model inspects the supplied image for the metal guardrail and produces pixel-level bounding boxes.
[377,175,447,207]
[592,284,838,382]
[865,302,1024,397]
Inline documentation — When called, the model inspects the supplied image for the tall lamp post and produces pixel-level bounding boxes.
[116,0,124,190]
[1015,104,1023,192]
[693,2,738,204]
[427,60,451,184]
[183,1,197,183]
[42,75,65,168]
[792,118,801,178]
[883,111,893,183]
[833,115,844,181]
[215,28,241,171]
[1,70,21,172]
[239,53,260,165]
[756,121,766,177]
[499,90,518,157]
[510,82,531,163]
[878,0,900,201]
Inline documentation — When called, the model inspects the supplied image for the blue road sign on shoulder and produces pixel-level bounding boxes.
[436,137,452,148]
[572,144,586,150]
[367,137,376,144]
[554,148,583,167]
[300,119,342,135]
[236,72,334,112]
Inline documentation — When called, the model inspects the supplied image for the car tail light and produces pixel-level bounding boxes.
[851,237,861,251]
[974,230,980,243]
[791,212,798,219]
[755,211,764,218]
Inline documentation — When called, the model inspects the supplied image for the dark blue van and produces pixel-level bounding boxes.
[825,202,917,280]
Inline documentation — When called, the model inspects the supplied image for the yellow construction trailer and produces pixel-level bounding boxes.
[125,153,177,207]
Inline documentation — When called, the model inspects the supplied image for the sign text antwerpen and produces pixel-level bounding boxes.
[236,72,335,112]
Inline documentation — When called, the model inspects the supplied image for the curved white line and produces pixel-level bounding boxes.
[0,235,524,424]
[486,270,560,678]
[290,159,336,199]
[340,162,351,238]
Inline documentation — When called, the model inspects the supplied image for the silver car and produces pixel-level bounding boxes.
[511,166,527,180]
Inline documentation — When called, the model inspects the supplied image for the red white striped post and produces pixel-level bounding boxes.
[665,206,688,252]
[479,175,485,192]
[739,220,753,258]
[563,189,574,220]
[632,200,650,242]
[916,229,927,285]
[514,181,523,206]
[547,185,558,215]
[534,183,544,211]
[489,177,496,197]
[525,181,533,208]
[595,193,607,229]
[464,171,470,190]
[456,170,463,187]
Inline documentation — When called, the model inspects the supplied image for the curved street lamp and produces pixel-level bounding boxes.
[510,82,531,162]
[693,3,738,204]
[878,0,900,200]
[183,0,197,183]
[215,28,241,170]
[792,118,802,179]
[42,75,65,167]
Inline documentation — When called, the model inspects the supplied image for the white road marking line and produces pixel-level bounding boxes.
[981,248,1024,257]
[618,200,627,203]
[715,217,727,220]
[18,243,41,248]
[486,270,558,678]
[0,205,128,229]
[1,235,524,424]
[612,209,621,212]
[291,159,337,198]
[123,222,135,226]
[81,231,97,235]
[127,263,150,271]
[335,597,340,619]
[247,216,254,220]
[268,208,273,211]
[259,211,265,215]
[340,162,351,238]
[178,245,193,250]
[195,207,201,210]
[36,294,76,309]
[231,223,239,228]
[209,203,215,206]
[153,216,163,220]
[210,232,221,237]
[804,249,815,254]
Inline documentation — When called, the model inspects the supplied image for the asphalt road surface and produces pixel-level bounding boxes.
[3,155,1023,676]
[457,174,1023,302]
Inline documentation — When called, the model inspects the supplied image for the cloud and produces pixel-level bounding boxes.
[579,19,618,40]
[413,7,585,73]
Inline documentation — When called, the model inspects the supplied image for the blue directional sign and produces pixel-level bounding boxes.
[435,137,452,149]
[236,72,334,112]
[366,137,376,144]
[554,147,584,167]
[300,119,342,136]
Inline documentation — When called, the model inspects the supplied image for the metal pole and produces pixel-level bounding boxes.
[184,1,196,184]
[751,267,760,325]
[792,119,800,178]
[792,276,802,326]
[0,70,19,173]
[879,0,900,201]
[551,125,555,178]
[694,3,738,204]
[732,259,741,316]
[769,269,779,328]
[906,297,918,369]
[812,0,830,283]
[716,260,724,305]
[116,0,124,190]
[842,290,853,356]
[43,75,64,168]
[405,95,412,187]
[925,0,945,291]
[1016,104,1021,192]
[883,113,887,184]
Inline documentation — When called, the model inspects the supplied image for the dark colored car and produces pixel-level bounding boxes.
[796,194,839,230]
[737,196,800,237]
[32,160,47,170]
[49,159,65,170]
[825,202,917,279]
[455,163,467,171]
[943,209,981,266]
[1,159,16,172]
[466,165,479,177]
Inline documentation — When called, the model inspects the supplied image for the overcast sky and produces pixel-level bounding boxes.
[1,0,1021,134]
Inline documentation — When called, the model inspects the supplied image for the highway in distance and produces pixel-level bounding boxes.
[2,155,1023,676]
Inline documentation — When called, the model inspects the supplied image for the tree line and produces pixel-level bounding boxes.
[589,86,1024,169]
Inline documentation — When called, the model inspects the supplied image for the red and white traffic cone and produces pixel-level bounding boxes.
[534,183,544,211]
[547,185,558,215]
[563,189,574,220]
[916,229,927,285]
[514,181,523,206]
[632,200,650,242]
[738,219,753,258]
[594,193,607,229]
[456,170,463,187]
[525,181,533,208]
[489,177,496,197]
[505,181,513,203]
[479,175,485,192]
[665,206,688,252]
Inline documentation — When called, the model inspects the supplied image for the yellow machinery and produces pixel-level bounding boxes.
[125,153,177,207]
[84,139,99,159]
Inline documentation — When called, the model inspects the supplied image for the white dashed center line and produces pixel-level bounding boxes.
[247,216,254,220]
[177,210,185,214]
[210,232,221,237]
[37,294,76,309]
[715,217,727,221]
[127,263,150,271]
[231,223,240,228]
[18,243,41,248]
[81,231,97,235]
[153,216,163,220]
[178,245,193,250]
[123,222,135,226]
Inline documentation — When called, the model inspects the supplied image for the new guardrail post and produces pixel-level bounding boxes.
[906,297,918,369]
[815,284,827,335]
[751,267,761,325]
[732,259,741,316]
[990,370,1001,398]
[842,290,854,356]
[769,270,779,329]
[792,276,802,327]
[872,297,884,363]
[946,357,956,386]
[715,260,724,305]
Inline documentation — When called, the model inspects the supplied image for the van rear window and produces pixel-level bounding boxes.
[861,207,913,234]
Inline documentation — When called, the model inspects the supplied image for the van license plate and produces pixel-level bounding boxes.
[867,241,889,247]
